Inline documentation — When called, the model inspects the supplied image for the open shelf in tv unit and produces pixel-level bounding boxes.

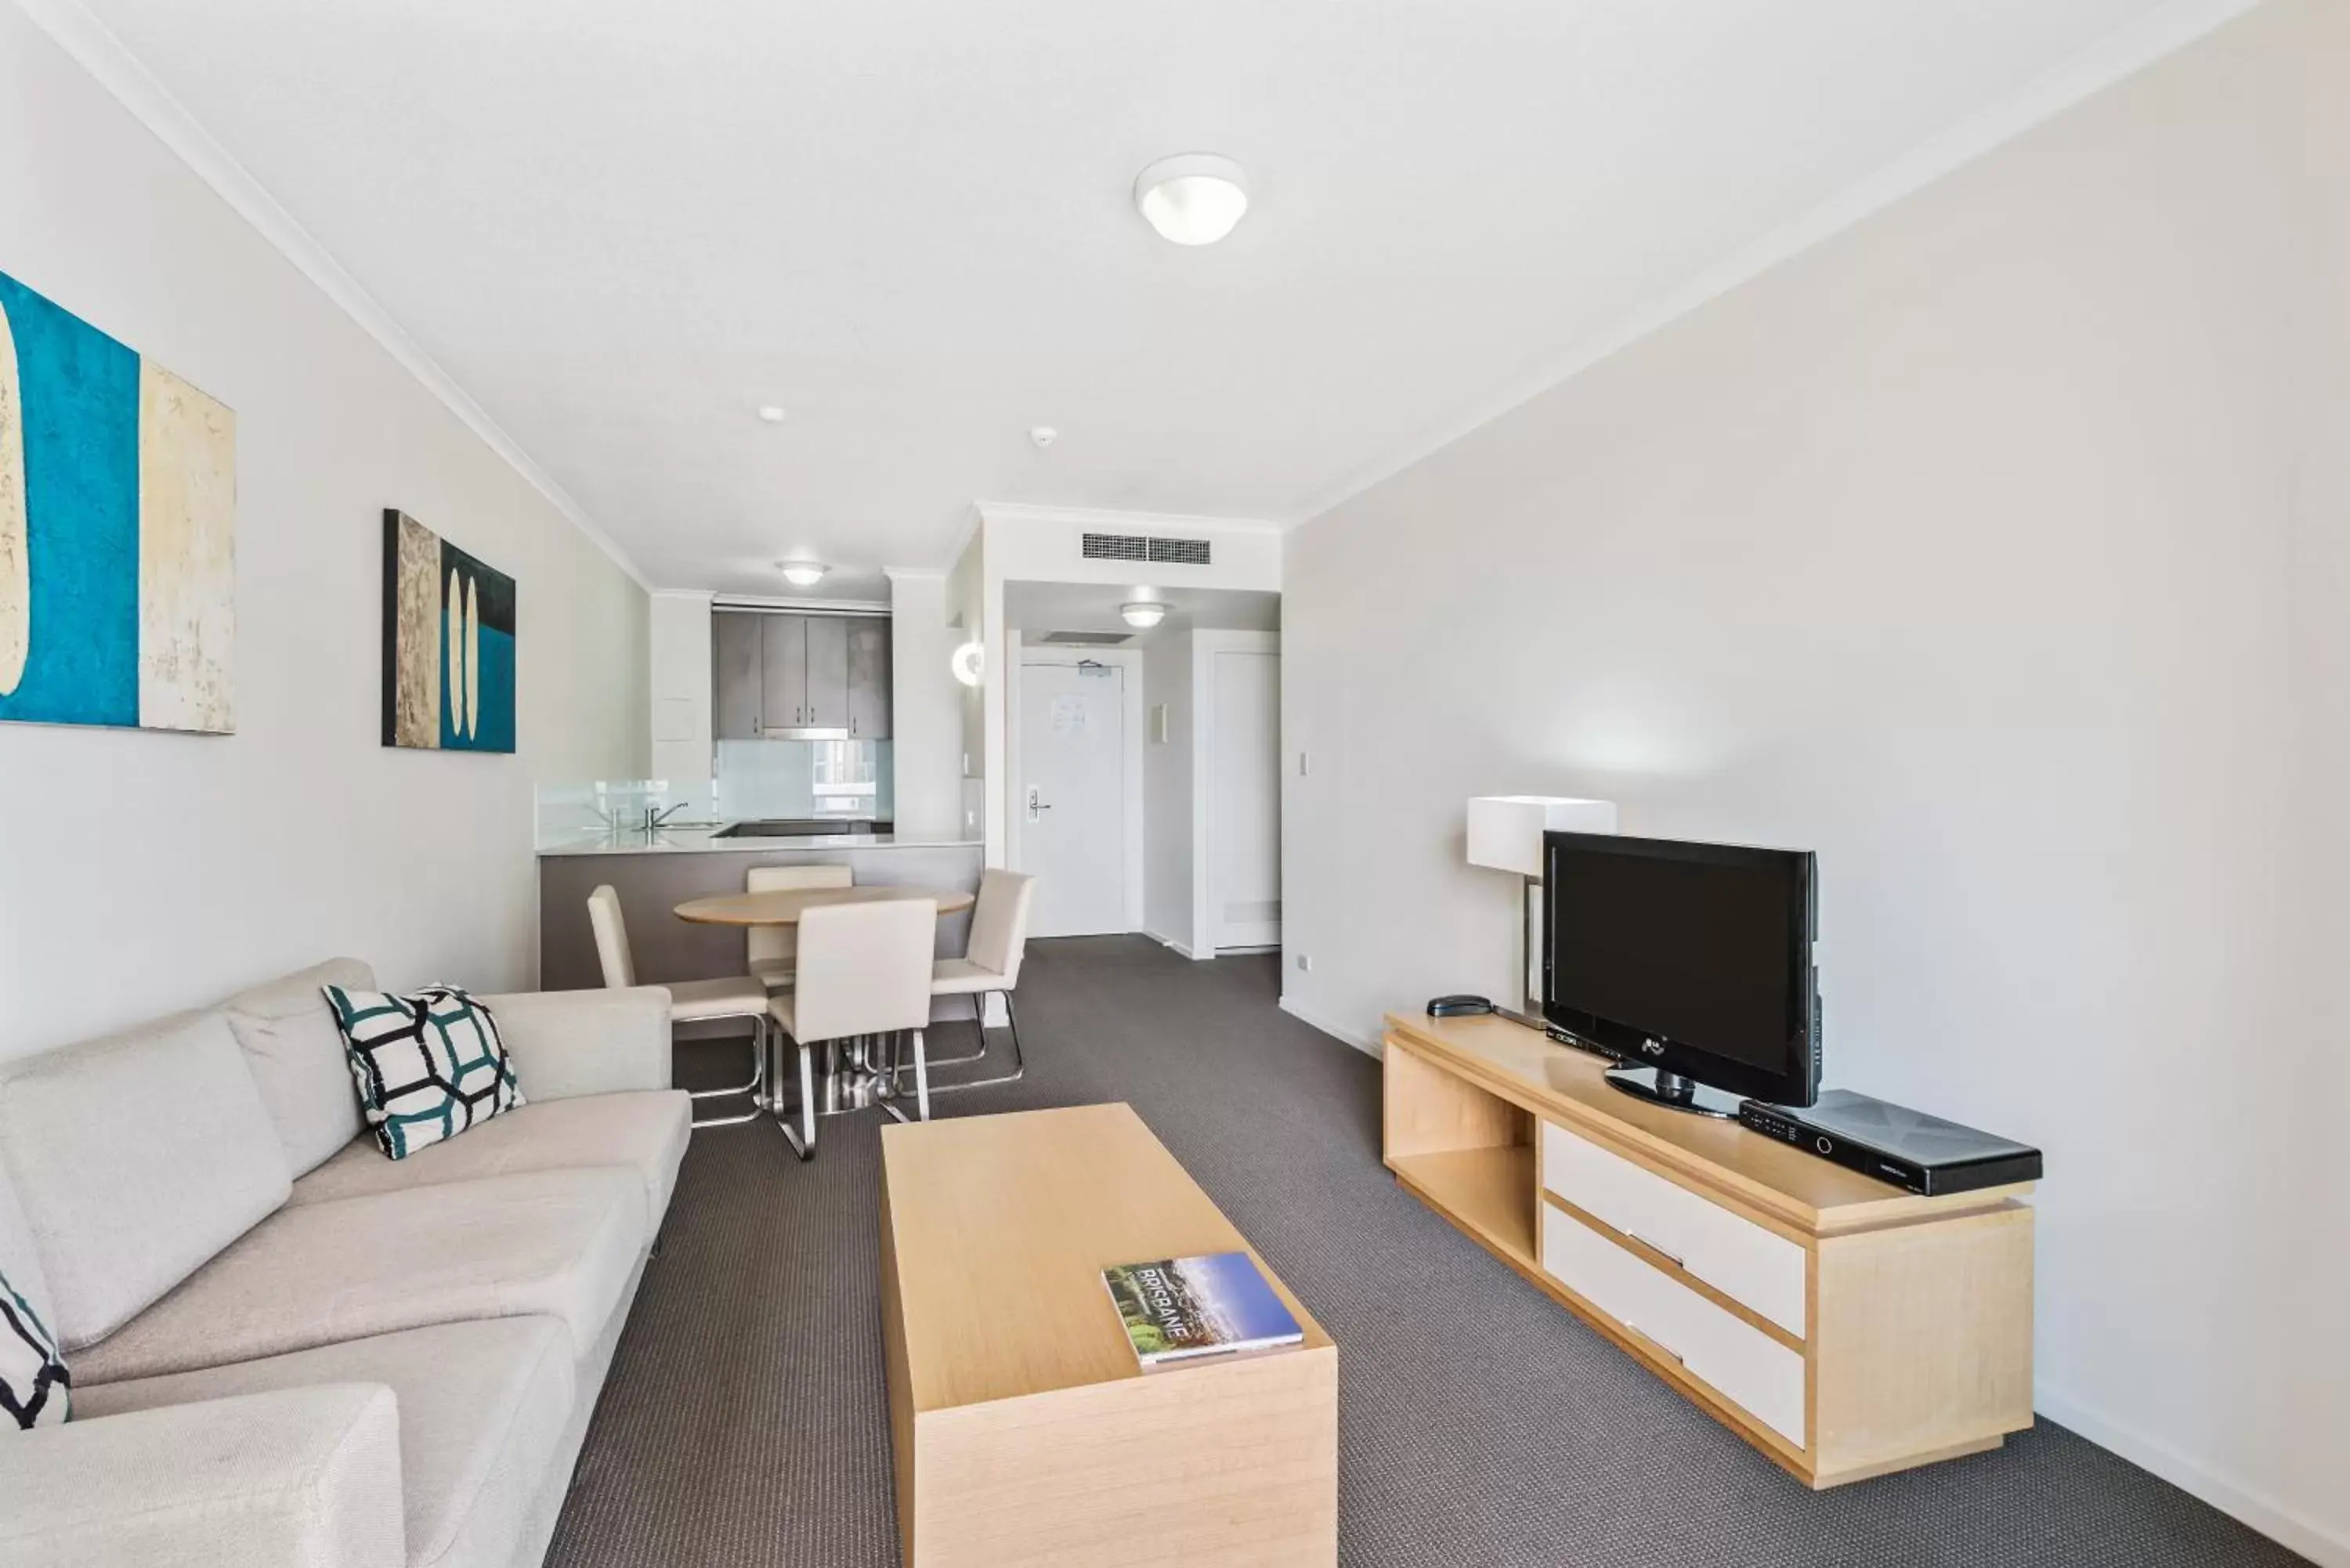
[1382,1010,2036,1490]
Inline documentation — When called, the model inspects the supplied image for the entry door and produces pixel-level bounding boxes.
[1020,661,1126,938]
[1210,649,1281,949]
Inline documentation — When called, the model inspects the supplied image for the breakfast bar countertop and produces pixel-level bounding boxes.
[537,826,984,856]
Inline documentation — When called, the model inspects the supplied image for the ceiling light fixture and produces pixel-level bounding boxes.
[1120,601,1167,629]
[1134,154,1250,247]
[779,560,828,587]
[951,641,985,688]
[1030,426,1058,448]
[756,405,787,423]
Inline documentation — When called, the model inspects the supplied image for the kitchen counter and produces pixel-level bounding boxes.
[536,829,985,1000]
[537,826,982,856]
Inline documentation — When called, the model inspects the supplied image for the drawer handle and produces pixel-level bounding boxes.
[1624,1322,1687,1366]
[1625,1230,1686,1270]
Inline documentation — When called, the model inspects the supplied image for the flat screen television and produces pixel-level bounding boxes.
[1542,831,1820,1116]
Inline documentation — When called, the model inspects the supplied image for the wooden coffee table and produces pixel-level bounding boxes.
[878,1104,1337,1567]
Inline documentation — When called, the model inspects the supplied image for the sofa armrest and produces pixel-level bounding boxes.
[0,1384,404,1568]
[479,986,674,1100]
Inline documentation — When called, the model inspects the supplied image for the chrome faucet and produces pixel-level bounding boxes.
[643,800,693,832]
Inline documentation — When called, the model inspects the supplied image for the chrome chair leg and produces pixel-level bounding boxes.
[690,1016,771,1129]
[918,992,1027,1094]
[882,1028,934,1125]
[916,999,991,1069]
[776,1036,817,1161]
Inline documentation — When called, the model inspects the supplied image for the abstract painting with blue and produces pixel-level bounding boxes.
[0,267,237,735]
[381,508,515,753]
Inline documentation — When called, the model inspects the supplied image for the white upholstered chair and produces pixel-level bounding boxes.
[920,869,1036,1092]
[744,863,854,991]
[766,898,937,1160]
[588,883,771,1129]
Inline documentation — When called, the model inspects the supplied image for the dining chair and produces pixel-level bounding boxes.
[587,884,771,1129]
[744,864,854,991]
[918,869,1036,1093]
[766,898,937,1160]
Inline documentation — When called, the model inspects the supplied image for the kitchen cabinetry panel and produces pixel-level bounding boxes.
[714,609,893,740]
[761,616,809,731]
[848,619,891,739]
[804,616,850,732]
[714,612,765,740]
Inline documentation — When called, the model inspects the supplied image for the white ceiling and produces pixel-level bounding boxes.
[72,0,2189,594]
[1003,583,1279,645]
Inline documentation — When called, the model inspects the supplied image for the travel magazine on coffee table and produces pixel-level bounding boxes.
[1102,1251,1304,1371]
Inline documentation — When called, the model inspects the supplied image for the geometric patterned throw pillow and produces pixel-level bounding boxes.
[322,985,525,1160]
[1,1262,68,1430]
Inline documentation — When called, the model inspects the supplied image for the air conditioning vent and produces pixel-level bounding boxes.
[1039,630,1132,646]
[1148,537,1211,566]
[1079,532,1213,567]
[1080,533,1149,562]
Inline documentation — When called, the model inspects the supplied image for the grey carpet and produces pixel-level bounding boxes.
[548,937,2300,1567]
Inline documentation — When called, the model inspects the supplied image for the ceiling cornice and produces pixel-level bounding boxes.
[1283,0,2267,528]
[13,0,655,593]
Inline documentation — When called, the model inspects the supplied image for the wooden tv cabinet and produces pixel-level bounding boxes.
[1382,1010,2034,1488]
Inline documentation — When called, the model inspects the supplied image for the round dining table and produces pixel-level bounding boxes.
[670,883,976,1130]
[671,884,976,927]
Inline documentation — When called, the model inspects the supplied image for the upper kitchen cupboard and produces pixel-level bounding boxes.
[714,609,892,740]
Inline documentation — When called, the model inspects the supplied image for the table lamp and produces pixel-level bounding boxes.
[1466,795,1618,1013]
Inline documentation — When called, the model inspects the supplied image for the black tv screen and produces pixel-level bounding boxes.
[1542,832,1820,1106]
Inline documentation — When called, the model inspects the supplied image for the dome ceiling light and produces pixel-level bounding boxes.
[1134,154,1250,247]
[778,560,828,588]
[1120,601,1168,629]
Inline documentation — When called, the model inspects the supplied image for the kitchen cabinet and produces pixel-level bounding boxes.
[848,618,891,739]
[714,612,765,740]
[760,615,811,731]
[804,616,850,732]
[713,610,892,739]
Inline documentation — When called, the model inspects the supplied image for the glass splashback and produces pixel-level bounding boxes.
[715,739,895,822]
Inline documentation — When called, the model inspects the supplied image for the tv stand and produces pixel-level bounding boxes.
[1605,1064,1741,1119]
[1383,1009,2034,1488]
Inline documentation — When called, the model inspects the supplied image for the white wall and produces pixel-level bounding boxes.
[1142,628,1196,952]
[1282,2,2348,1560]
[0,8,649,1057]
[884,569,963,835]
[648,591,713,785]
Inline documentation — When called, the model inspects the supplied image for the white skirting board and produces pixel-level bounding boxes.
[1278,995,1381,1059]
[2033,1385,2346,1567]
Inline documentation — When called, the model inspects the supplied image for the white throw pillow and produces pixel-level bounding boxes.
[323,985,525,1160]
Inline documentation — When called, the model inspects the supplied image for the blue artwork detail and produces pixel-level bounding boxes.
[464,627,516,752]
[0,275,139,728]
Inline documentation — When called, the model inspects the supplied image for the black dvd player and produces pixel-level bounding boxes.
[1738,1089,2041,1197]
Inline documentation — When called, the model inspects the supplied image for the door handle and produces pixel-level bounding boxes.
[1026,786,1050,824]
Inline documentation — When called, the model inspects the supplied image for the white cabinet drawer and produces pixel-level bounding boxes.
[1542,1120,1806,1337]
[1542,1201,1807,1447]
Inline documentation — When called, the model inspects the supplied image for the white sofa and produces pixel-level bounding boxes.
[0,959,692,1568]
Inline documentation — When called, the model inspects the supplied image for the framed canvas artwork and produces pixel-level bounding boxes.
[381,509,515,753]
[0,268,237,734]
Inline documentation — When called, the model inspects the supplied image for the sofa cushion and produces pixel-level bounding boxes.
[326,986,526,1160]
[0,1009,292,1349]
[73,1167,644,1386]
[77,1317,574,1568]
[222,958,378,1178]
[292,1089,691,1222]
[1,1255,68,1430]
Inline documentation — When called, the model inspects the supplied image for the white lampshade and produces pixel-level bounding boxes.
[1466,796,1617,876]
